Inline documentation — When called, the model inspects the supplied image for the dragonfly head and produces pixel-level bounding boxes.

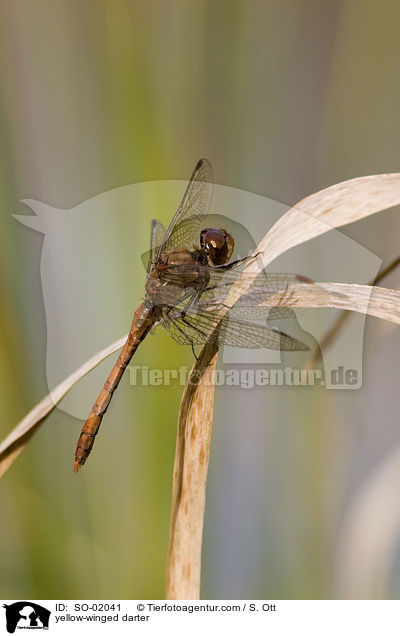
[199,227,234,266]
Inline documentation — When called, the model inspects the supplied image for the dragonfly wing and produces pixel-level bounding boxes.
[157,158,213,256]
[203,271,312,304]
[198,303,304,322]
[163,308,309,351]
[151,219,167,254]
[143,219,167,272]
[218,316,309,350]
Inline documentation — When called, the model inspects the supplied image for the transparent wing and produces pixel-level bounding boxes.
[151,219,167,255]
[199,272,313,322]
[143,219,166,272]
[162,308,309,351]
[197,303,306,322]
[160,214,204,253]
[202,270,313,305]
[157,158,213,257]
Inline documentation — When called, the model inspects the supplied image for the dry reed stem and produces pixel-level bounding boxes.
[166,339,219,599]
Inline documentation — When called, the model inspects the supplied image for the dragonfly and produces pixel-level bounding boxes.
[73,158,311,472]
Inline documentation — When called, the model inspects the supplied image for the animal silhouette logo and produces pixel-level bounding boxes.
[2,602,50,633]
[14,181,381,404]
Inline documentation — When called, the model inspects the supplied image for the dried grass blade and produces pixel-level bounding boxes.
[0,335,127,478]
[166,339,219,599]
[256,282,400,324]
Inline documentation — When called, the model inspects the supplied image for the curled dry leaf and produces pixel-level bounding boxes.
[178,174,400,443]
[225,173,400,308]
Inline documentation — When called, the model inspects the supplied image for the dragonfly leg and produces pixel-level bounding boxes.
[181,315,210,339]
[180,288,206,320]
[209,253,261,271]
[191,343,199,361]
[163,288,198,323]
[168,313,198,353]
[166,313,200,359]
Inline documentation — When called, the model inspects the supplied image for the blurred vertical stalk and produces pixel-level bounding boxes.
[166,341,219,599]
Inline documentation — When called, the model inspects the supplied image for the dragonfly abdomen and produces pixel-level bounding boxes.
[73,302,157,472]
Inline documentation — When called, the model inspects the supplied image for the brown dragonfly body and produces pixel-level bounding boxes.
[74,246,214,471]
[74,159,309,472]
[73,302,156,471]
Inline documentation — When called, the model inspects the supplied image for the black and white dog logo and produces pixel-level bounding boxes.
[2,602,50,633]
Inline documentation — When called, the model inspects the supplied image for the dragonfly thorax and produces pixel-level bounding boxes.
[145,247,211,309]
[199,227,234,266]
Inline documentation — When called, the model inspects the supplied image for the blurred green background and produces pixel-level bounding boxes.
[2,0,400,599]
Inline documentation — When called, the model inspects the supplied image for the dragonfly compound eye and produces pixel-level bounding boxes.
[200,228,235,265]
